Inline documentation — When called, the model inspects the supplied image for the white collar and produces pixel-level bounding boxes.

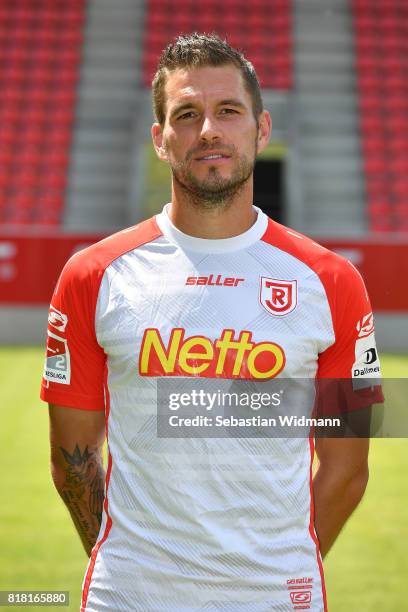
[155,204,268,254]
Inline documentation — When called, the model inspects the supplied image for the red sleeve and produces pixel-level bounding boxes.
[260,218,382,415]
[39,217,163,411]
[317,258,378,377]
[40,250,106,411]
[316,257,383,413]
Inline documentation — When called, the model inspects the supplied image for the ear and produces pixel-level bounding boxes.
[256,110,272,155]
[151,122,168,161]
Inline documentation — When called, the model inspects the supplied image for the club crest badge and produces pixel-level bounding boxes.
[259,277,297,317]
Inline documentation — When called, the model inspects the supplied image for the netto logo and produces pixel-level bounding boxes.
[139,328,285,380]
[363,348,377,365]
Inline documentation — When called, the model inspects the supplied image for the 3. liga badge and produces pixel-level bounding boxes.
[259,277,297,316]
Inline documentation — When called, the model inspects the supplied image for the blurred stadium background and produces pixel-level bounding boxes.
[0,0,407,610]
[0,0,408,347]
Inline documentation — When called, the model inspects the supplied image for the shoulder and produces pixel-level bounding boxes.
[261,217,363,288]
[57,217,162,290]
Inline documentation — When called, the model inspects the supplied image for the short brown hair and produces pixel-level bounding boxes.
[152,32,263,126]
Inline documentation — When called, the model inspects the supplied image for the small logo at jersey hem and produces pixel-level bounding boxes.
[287,577,313,610]
[260,277,297,316]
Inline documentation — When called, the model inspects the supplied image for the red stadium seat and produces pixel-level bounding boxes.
[20,126,46,146]
[388,138,408,156]
[386,115,408,133]
[369,218,394,233]
[362,137,384,156]
[143,0,292,90]
[11,169,39,190]
[380,17,400,32]
[0,127,18,146]
[368,201,391,217]
[18,146,43,168]
[0,1,83,226]
[9,26,32,44]
[392,179,408,197]
[45,128,72,147]
[2,65,27,84]
[9,192,36,211]
[360,116,382,136]
[40,172,68,190]
[0,167,11,189]
[54,68,79,86]
[38,193,64,210]
[5,45,30,63]
[0,149,14,168]
[382,74,408,91]
[395,203,408,217]
[28,67,55,86]
[29,47,55,65]
[43,148,69,167]
[366,177,388,199]
[59,28,83,44]
[389,156,408,176]
[0,107,21,125]
[6,209,33,225]
[359,94,381,113]
[383,95,408,114]
[356,56,379,71]
[364,155,387,177]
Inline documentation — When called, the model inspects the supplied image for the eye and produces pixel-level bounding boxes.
[178,111,196,120]
[220,108,238,115]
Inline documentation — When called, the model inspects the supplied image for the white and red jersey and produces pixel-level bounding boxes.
[41,206,381,612]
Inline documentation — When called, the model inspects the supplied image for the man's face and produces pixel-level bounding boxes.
[152,64,269,208]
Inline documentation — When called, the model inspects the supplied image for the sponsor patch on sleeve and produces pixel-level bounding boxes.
[356,311,375,338]
[352,333,381,379]
[48,306,68,332]
[43,330,71,385]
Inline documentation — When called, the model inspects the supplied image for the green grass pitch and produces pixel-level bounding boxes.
[0,348,406,611]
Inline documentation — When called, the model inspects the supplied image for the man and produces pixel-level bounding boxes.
[41,33,382,611]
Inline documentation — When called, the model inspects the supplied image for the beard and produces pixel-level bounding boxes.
[167,139,257,211]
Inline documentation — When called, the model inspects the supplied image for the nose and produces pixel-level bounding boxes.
[199,113,222,143]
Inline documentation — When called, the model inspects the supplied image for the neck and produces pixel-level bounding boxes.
[167,178,256,239]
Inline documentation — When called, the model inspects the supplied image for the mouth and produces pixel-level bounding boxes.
[194,153,231,163]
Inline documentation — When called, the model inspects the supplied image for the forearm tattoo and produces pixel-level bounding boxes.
[59,443,105,555]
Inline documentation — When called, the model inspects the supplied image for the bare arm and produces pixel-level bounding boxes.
[313,437,369,559]
[49,404,106,557]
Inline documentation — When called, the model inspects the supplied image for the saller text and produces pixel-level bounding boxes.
[186,274,244,286]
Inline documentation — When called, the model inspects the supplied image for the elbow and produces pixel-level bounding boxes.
[50,460,66,494]
[347,464,369,507]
